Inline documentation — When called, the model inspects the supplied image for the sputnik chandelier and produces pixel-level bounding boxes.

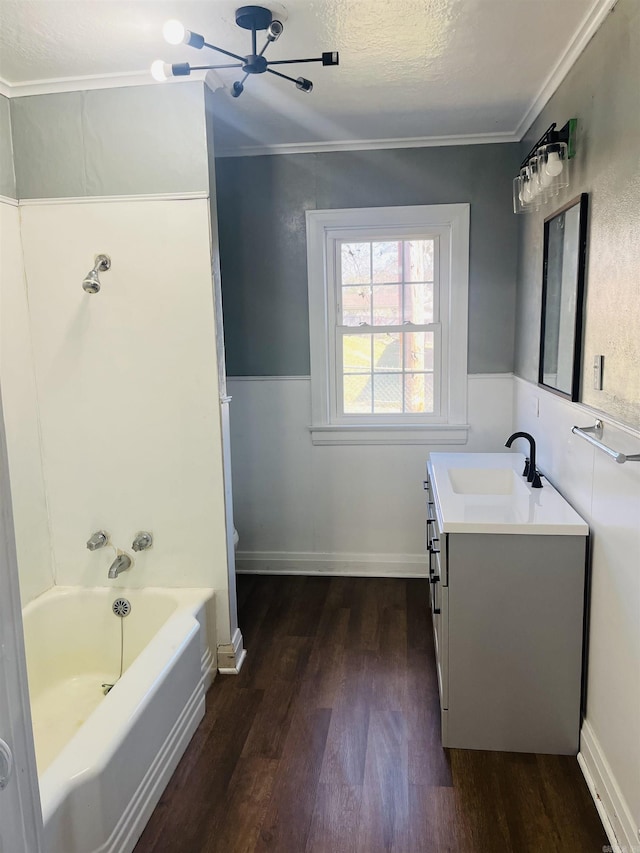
[513,119,577,214]
[151,5,339,97]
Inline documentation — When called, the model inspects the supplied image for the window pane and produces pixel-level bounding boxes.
[343,334,371,372]
[405,239,434,282]
[373,332,401,371]
[404,331,434,371]
[372,241,402,283]
[342,285,371,326]
[341,243,371,285]
[405,373,434,413]
[373,373,402,413]
[404,282,434,324]
[372,285,401,326]
[344,374,372,413]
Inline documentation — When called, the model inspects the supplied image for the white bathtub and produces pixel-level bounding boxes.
[21,585,216,853]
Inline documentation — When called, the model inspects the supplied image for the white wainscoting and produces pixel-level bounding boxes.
[228,373,514,575]
[514,376,640,852]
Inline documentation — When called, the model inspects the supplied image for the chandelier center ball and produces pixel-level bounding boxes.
[243,54,268,74]
[235,6,273,30]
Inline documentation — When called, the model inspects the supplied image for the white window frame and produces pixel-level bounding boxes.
[306,204,469,446]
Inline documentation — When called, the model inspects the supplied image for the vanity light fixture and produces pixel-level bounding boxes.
[151,5,339,98]
[513,119,577,214]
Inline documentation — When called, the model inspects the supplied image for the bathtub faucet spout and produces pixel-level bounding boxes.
[108,553,132,579]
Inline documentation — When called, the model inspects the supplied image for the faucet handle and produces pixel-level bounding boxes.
[522,457,530,478]
[531,469,543,489]
[87,530,109,551]
[132,531,153,552]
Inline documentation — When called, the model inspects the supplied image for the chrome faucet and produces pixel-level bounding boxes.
[505,432,543,488]
[108,553,132,579]
[86,530,109,551]
[132,531,153,552]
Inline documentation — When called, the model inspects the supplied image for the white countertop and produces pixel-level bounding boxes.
[428,452,589,535]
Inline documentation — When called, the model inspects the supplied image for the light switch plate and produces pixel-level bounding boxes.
[593,355,604,390]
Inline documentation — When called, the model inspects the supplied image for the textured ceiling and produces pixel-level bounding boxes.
[0,0,611,152]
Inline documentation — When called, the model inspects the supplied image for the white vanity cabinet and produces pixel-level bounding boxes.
[425,452,589,755]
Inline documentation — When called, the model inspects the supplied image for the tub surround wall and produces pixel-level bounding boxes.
[10,84,209,199]
[1,82,238,655]
[0,200,53,604]
[0,94,16,198]
[514,2,640,846]
[18,198,230,637]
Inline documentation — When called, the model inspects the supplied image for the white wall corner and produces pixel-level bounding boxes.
[578,719,638,852]
[217,628,246,675]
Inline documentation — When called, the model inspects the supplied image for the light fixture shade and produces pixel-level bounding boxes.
[511,120,576,216]
[528,156,545,205]
[513,175,526,214]
[296,77,313,92]
[538,142,569,194]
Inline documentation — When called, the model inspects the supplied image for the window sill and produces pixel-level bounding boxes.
[308,424,470,446]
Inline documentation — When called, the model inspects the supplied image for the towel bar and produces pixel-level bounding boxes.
[572,420,640,463]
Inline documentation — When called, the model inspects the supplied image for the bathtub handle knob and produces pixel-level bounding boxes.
[87,530,109,551]
[132,531,153,552]
[0,738,13,790]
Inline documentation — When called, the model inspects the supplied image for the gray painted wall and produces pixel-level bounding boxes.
[0,94,16,199]
[10,83,210,199]
[515,0,640,428]
[215,144,521,376]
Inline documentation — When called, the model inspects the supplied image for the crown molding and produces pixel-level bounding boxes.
[215,131,521,158]
[514,0,616,140]
[0,70,210,99]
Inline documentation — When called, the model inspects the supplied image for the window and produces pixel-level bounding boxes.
[306,205,469,445]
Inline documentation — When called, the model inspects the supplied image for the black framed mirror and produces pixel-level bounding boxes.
[539,193,589,401]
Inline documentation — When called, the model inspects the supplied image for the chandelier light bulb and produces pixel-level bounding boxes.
[150,60,171,82]
[544,151,564,177]
[163,19,186,45]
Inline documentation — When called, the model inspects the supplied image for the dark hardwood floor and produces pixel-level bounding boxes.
[135,575,608,853]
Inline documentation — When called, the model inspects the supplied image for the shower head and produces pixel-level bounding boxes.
[83,254,111,294]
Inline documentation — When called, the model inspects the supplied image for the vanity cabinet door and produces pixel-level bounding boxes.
[425,470,448,710]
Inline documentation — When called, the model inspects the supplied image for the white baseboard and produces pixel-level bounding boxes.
[578,719,638,852]
[217,627,247,675]
[235,550,428,578]
[99,680,205,853]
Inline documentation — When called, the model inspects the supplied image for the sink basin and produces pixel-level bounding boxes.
[448,467,525,495]
[428,452,589,535]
